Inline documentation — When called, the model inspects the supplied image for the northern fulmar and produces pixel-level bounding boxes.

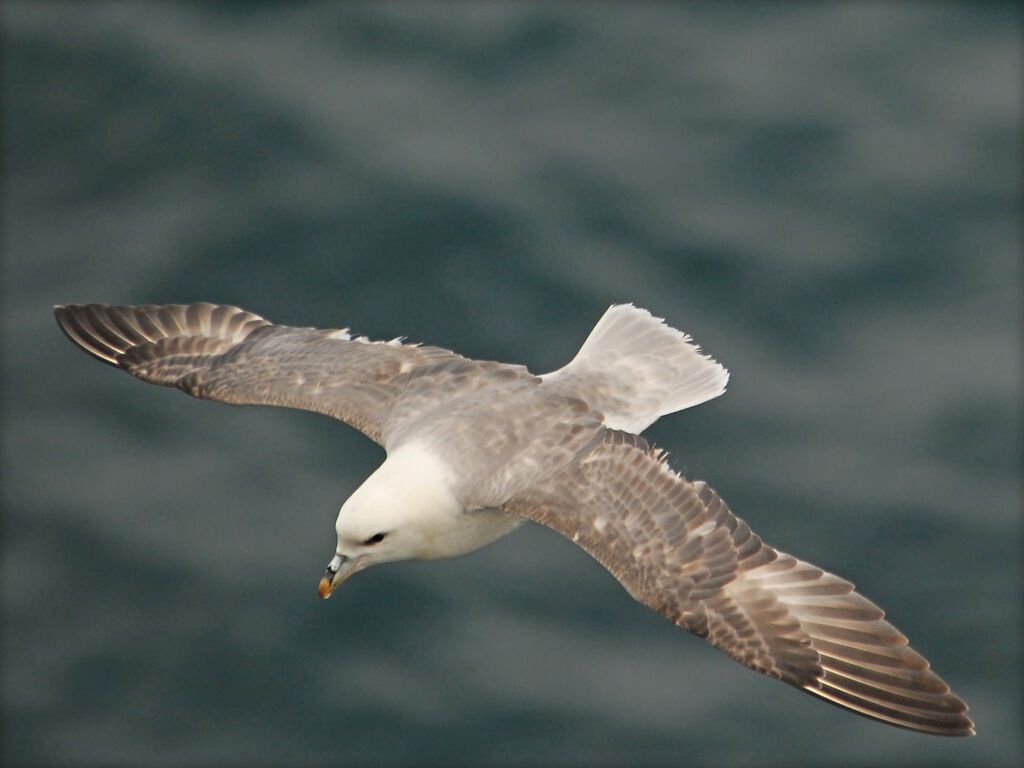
[54,301,973,736]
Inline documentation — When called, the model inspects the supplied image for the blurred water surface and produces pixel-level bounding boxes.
[2,3,1021,767]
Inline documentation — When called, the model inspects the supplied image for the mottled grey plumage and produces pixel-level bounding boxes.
[55,302,530,444]
[502,430,971,735]
[53,301,973,736]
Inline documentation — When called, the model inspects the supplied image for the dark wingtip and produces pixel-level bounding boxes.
[53,303,123,367]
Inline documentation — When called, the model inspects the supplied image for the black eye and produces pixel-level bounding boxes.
[363,532,387,545]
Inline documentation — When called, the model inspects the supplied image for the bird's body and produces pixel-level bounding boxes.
[54,301,973,736]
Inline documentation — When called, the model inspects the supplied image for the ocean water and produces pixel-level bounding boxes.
[2,3,1021,766]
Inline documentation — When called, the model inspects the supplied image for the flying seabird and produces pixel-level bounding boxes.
[53,301,973,736]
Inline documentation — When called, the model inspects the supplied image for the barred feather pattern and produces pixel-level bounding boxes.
[53,303,534,446]
[501,430,973,736]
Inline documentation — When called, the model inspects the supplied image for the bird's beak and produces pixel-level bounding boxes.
[318,552,360,599]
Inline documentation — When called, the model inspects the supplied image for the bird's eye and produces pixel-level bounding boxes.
[363,532,387,545]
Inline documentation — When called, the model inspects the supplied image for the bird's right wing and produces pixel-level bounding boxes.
[501,430,973,736]
[54,303,531,447]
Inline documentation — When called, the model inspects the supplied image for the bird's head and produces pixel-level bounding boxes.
[317,442,462,598]
[317,507,414,598]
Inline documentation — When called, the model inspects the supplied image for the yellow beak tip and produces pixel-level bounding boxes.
[318,577,334,599]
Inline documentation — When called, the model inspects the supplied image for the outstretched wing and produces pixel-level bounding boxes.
[54,302,531,447]
[501,430,973,736]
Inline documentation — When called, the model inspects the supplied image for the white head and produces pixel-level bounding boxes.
[317,442,463,598]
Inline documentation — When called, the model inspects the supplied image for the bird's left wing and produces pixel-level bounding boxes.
[500,430,973,736]
[54,302,527,446]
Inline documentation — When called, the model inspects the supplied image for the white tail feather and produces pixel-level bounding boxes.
[542,304,729,433]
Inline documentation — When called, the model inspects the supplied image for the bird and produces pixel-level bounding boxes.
[53,301,973,736]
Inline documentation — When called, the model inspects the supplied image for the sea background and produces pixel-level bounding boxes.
[2,3,1020,767]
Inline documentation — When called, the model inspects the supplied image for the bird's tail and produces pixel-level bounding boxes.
[541,304,729,433]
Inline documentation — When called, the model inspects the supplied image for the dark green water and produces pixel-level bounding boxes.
[3,3,1021,766]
